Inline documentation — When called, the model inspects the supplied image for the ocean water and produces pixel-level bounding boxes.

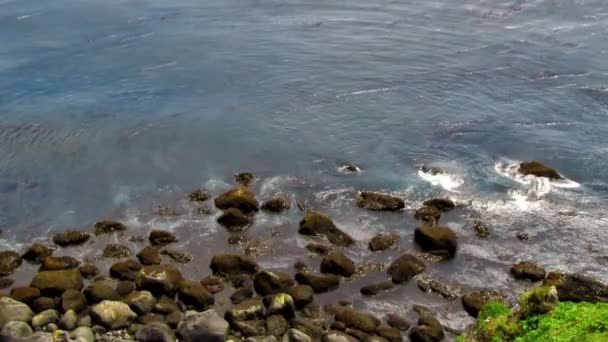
[1,0,608,333]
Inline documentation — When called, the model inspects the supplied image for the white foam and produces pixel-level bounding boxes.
[418,169,464,192]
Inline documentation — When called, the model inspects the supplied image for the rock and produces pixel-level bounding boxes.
[265,293,296,319]
[305,242,333,255]
[52,230,91,247]
[30,269,83,296]
[253,271,295,296]
[135,265,183,296]
[386,254,425,284]
[77,314,91,327]
[414,206,441,225]
[245,337,278,342]
[214,187,260,214]
[210,254,259,277]
[135,322,175,342]
[0,297,34,328]
[293,261,310,273]
[188,189,211,202]
[231,287,253,304]
[282,329,311,342]
[416,276,461,300]
[58,309,78,330]
[0,251,22,276]
[322,330,358,342]
[1,321,33,341]
[149,230,177,246]
[510,261,546,282]
[320,251,355,277]
[110,259,143,281]
[230,319,266,337]
[472,220,490,238]
[543,272,608,302]
[519,161,562,179]
[461,290,504,317]
[409,315,444,342]
[31,309,59,329]
[422,198,455,212]
[295,272,340,293]
[137,246,161,266]
[126,291,156,315]
[10,287,40,303]
[116,281,136,297]
[335,308,381,333]
[368,233,399,252]
[61,289,87,312]
[200,276,225,294]
[40,256,80,271]
[90,300,137,330]
[414,225,458,258]
[177,279,214,311]
[94,220,127,235]
[19,332,54,342]
[378,326,402,342]
[360,281,395,296]
[261,195,290,213]
[291,318,323,341]
[166,311,182,329]
[103,244,132,258]
[298,212,354,247]
[287,285,314,310]
[0,278,14,289]
[161,249,193,264]
[386,314,410,331]
[218,208,254,231]
[30,297,57,313]
[176,309,229,342]
[70,326,94,342]
[79,263,100,279]
[225,298,265,322]
[234,172,255,187]
[356,191,405,212]
[84,281,120,304]
[154,295,179,315]
[22,244,54,264]
[522,286,559,316]
[267,314,289,337]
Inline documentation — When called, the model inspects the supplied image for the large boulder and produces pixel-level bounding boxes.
[510,261,546,282]
[94,220,127,235]
[214,187,260,214]
[519,161,563,179]
[334,307,381,333]
[31,309,59,329]
[461,290,505,317]
[253,271,294,296]
[0,297,34,328]
[261,195,290,213]
[422,198,455,212]
[176,309,229,342]
[39,256,80,271]
[52,230,91,247]
[217,208,253,231]
[298,212,354,247]
[30,269,83,296]
[149,230,177,246]
[10,287,40,303]
[356,191,405,211]
[414,225,458,258]
[543,272,608,303]
[387,254,425,284]
[22,244,54,264]
[110,259,143,281]
[178,279,214,311]
[295,272,340,293]
[83,281,120,304]
[320,251,355,277]
[210,254,259,277]
[90,300,137,330]
[0,251,22,276]
[368,233,399,252]
[135,265,184,296]
[0,321,33,341]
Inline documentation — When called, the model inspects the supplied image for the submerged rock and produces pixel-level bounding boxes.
[543,272,608,303]
[149,230,178,246]
[295,272,340,293]
[510,261,546,282]
[0,297,34,328]
[22,244,54,264]
[472,220,490,238]
[234,172,255,187]
[461,290,505,317]
[210,254,259,277]
[94,220,127,235]
[414,225,458,258]
[217,208,253,231]
[423,198,455,212]
[188,189,211,202]
[305,242,333,255]
[360,281,395,296]
[161,249,193,264]
[320,251,355,277]
[261,194,290,213]
[135,265,184,296]
[519,161,563,179]
[90,300,137,330]
[52,230,91,247]
[40,256,80,271]
[416,275,461,300]
[30,269,83,296]
[79,263,100,279]
[0,251,22,277]
[215,187,260,214]
[176,309,229,342]
[387,254,425,284]
[386,314,411,331]
[253,271,295,296]
[356,191,405,212]
[102,244,132,258]
[414,206,441,225]
[298,211,354,247]
[368,233,399,252]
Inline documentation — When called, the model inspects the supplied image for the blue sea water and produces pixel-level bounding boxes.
[1,0,607,328]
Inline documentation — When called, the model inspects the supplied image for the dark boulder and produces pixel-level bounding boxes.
[115,281,136,297]
[137,246,161,265]
[135,322,174,342]
[94,220,127,235]
[22,244,54,263]
[102,244,132,258]
[287,285,314,309]
[176,309,229,342]
[79,263,100,279]
[40,256,80,271]
[178,279,215,311]
[414,206,441,225]
[416,275,461,300]
[110,259,145,281]
[357,191,405,212]
[84,281,120,304]
[320,251,355,277]
[149,230,177,246]
[0,251,22,276]
[298,211,354,247]
[253,270,295,296]
[360,281,395,296]
[217,208,253,231]
[295,272,340,293]
[52,230,91,247]
[519,161,563,179]
[414,225,458,258]
[423,198,455,212]
[510,261,546,282]
[30,269,83,296]
[188,189,211,202]
[543,272,608,303]
[461,290,505,317]
[334,307,381,333]
[409,315,444,342]
[214,186,259,214]
[261,194,290,213]
[135,265,184,296]
[387,254,425,284]
[368,233,399,252]
[210,254,259,277]
[154,295,179,315]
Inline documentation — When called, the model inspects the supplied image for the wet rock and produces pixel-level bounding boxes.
[335,307,381,333]
[84,281,120,304]
[215,186,260,214]
[228,233,247,245]
[52,230,91,247]
[30,297,57,312]
[267,314,289,337]
[61,289,87,312]
[70,326,94,342]
[40,256,80,271]
[218,208,254,231]
[125,291,156,315]
[200,275,225,294]
[261,195,290,213]
[0,297,34,328]
[91,300,137,330]
[245,239,272,257]
[235,172,255,187]
[517,232,530,241]
[322,330,358,342]
[177,279,214,311]
[298,211,354,247]
[423,198,455,212]
[149,230,177,246]
[30,269,84,296]
[162,249,193,264]
[461,290,504,317]
[543,272,608,302]
[386,254,425,284]
[231,319,266,338]
[378,326,402,342]
[414,225,458,258]
[253,271,295,296]
[225,297,265,322]
[94,220,127,235]
[386,314,410,331]
[103,244,132,258]
[510,261,546,282]
[368,233,399,252]
[1,321,33,341]
[22,244,54,264]
[288,285,314,310]
[283,329,311,342]
[294,261,310,273]
[116,281,136,297]
[58,309,78,330]
[265,293,296,319]
[522,286,559,316]
[414,206,441,225]
[210,254,259,277]
[135,265,184,296]
[165,311,182,329]
[198,206,213,215]
[357,191,405,212]
[10,286,40,303]
[320,251,355,277]
[31,309,59,329]
[176,309,229,342]
[135,322,175,342]
[519,161,562,179]
[360,281,395,296]
[154,295,179,315]
[231,287,254,304]
[291,318,323,341]
[0,251,22,276]
[416,275,461,300]
[110,260,143,281]
[20,332,54,342]
[245,337,278,342]
[79,263,100,279]
[472,220,490,238]
[409,315,444,342]
[188,189,211,202]
[295,272,340,293]
[0,278,14,289]
[305,242,333,255]
[137,246,161,265]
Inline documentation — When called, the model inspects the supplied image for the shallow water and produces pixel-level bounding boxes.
[1,0,608,336]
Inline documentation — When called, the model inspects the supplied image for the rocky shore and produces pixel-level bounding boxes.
[0,162,606,342]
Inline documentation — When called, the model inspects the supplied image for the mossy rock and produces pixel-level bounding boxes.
[386,254,425,284]
[298,211,354,247]
[0,251,22,277]
[414,225,458,258]
[461,290,505,318]
[414,206,441,225]
[543,272,608,303]
[357,191,405,212]
[39,256,80,271]
[149,230,177,246]
[320,251,355,277]
[52,230,91,247]
[335,307,381,333]
[210,254,259,277]
[214,186,259,214]
[261,194,290,213]
[423,198,455,212]
[510,261,546,282]
[368,233,399,252]
[30,269,84,296]
[295,272,340,293]
[94,220,127,235]
[22,244,54,263]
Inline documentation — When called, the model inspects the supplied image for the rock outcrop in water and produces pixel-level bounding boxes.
[298,211,355,247]
[214,186,260,214]
[414,225,458,258]
[519,160,563,179]
[356,191,405,211]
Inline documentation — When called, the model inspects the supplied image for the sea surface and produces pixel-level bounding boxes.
[1,0,608,334]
